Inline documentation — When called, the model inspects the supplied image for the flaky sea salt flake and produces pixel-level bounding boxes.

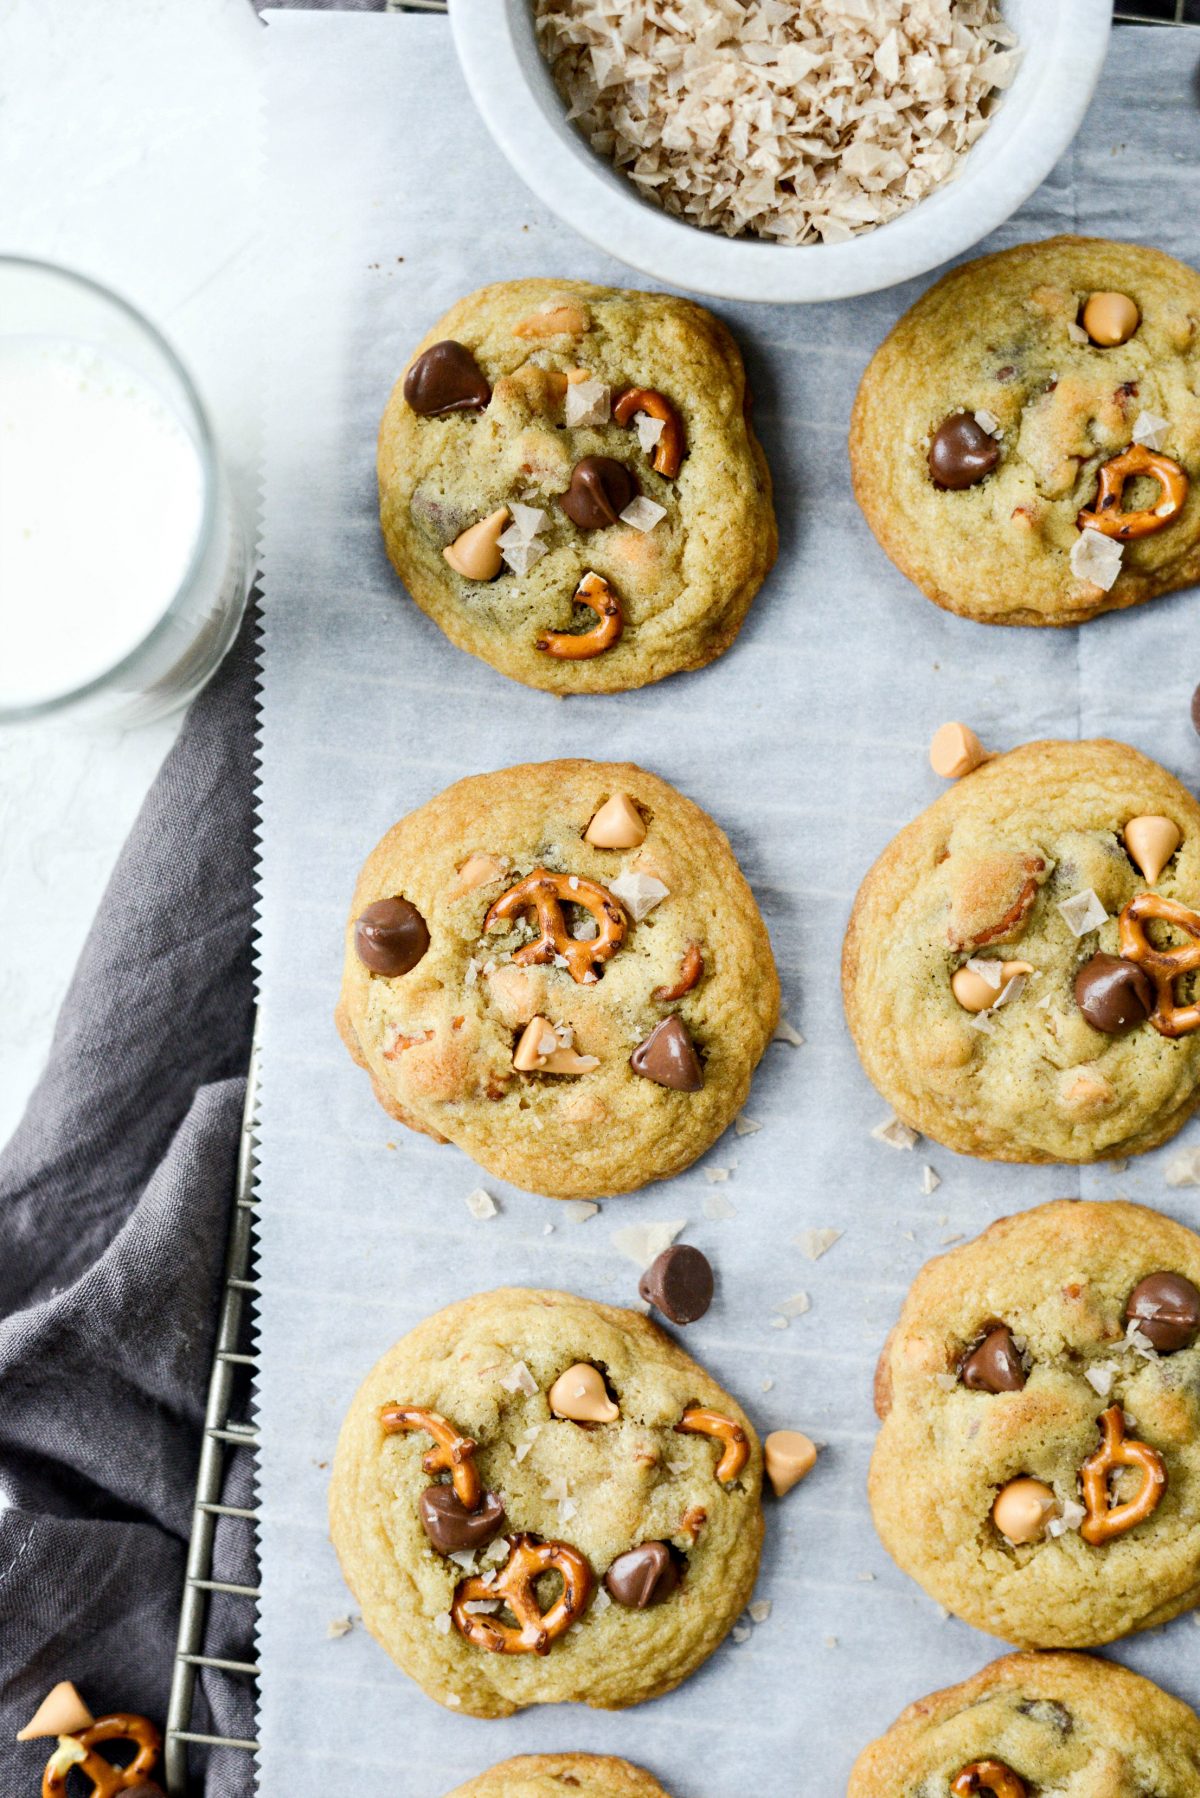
[871,1114,918,1151]
[465,1187,498,1220]
[1057,889,1108,937]
[1069,528,1123,592]
[795,1227,842,1262]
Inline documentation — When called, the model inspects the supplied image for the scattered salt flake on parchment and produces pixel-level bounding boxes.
[773,1017,804,1046]
[732,1624,752,1643]
[560,1200,600,1222]
[327,1615,354,1639]
[611,1219,686,1269]
[703,1191,737,1220]
[872,1114,918,1150]
[543,1222,555,1235]
[939,1232,964,1246]
[769,1316,789,1330]
[499,1359,539,1396]
[704,1166,730,1183]
[735,1112,762,1135]
[1166,1146,1200,1187]
[777,1291,811,1319]
[749,1600,772,1624]
[794,1227,841,1261]
[920,1165,941,1195]
[1057,888,1108,937]
[465,1187,498,1220]
[761,1377,774,1393]
[1107,1158,1129,1174]
[824,1636,840,1648]
[856,1572,876,1582]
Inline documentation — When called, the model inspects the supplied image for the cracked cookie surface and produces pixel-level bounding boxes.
[445,1756,669,1797]
[870,1201,1200,1647]
[842,739,1200,1163]
[336,758,779,1198]
[329,1289,763,1717]
[851,236,1200,625]
[849,1651,1200,1796]
[379,278,776,691]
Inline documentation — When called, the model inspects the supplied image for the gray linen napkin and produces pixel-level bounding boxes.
[0,609,258,1796]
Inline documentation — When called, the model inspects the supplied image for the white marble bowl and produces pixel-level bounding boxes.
[451,1,1112,303]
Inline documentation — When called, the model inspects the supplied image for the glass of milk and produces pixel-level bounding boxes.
[0,258,249,725]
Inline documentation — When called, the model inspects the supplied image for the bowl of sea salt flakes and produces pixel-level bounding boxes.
[451,0,1111,304]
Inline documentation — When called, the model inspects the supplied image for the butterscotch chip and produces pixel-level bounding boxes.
[851,236,1200,627]
[445,1756,672,1796]
[848,1653,1200,1796]
[843,738,1200,1164]
[763,1430,818,1497]
[381,279,776,694]
[16,1683,94,1741]
[930,722,988,780]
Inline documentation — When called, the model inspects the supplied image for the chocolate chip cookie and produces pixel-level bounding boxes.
[336,758,779,1197]
[445,1756,669,1797]
[851,236,1200,625]
[379,279,776,691]
[329,1288,763,1717]
[849,1651,1200,1796]
[870,1199,1200,1647]
[842,738,1200,1162]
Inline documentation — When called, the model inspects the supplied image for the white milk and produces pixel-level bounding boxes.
[0,336,206,710]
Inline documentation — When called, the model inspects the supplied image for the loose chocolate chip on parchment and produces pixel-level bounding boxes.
[403,340,491,417]
[419,1485,506,1555]
[630,1015,704,1091]
[1190,681,1200,738]
[604,1541,679,1609]
[354,897,430,976]
[1074,951,1154,1034]
[639,1243,714,1325]
[560,455,639,530]
[960,1324,1026,1393]
[928,412,1000,490]
[1126,1271,1200,1353]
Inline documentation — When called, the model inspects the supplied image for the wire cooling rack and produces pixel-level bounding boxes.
[163,3,1194,1790]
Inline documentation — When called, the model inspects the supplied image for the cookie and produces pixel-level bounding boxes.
[869,1199,1200,1648]
[329,1288,763,1716]
[336,758,779,1197]
[850,236,1200,626]
[379,279,776,691]
[849,1651,1200,1796]
[444,1756,669,1797]
[842,738,1200,1163]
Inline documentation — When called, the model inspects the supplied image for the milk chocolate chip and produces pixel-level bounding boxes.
[559,455,638,530]
[403,340,491,416]
[1125,1272,1200,1352]
[354,897,430,975]
[630,1015,703,1091]
[960,1324,1026,1393]
[928,413,1000,490]
[418,1485,506,1554]
[1191,680,1200,739]
[639,1244,714,1324]
[1074,952,1154,1033]
[604,1542,679,1609]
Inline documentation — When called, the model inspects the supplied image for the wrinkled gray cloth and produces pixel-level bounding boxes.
[0,610,258,1797]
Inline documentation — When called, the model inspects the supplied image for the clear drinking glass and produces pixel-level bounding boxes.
[0,257,250,726]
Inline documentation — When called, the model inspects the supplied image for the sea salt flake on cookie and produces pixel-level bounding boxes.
[564,377,610,428]
[499,1359,539,1396]
[620,495,668,533]
[1132,410,1170,451]
[1057,888,1108,936]
[634,411,666,454]
[609,870,669,921]
[1069,528,1123,591]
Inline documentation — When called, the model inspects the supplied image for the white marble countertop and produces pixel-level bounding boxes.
[0,0,262,1145]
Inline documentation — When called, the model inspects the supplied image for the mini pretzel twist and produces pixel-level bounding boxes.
[536,571,623,661]
[612,386,686,478]
[484,868,627,985]
[675,1407,750,1484]
[652,942,704,1003]
[1116,892,1200,1037]
[952,1760,1028,1798]
[379,1404,481,1510]
[1079,1404,1167,1545]
[42,1714,161,1798]
[452,1532,594,1654]
[1077,443,1188,540]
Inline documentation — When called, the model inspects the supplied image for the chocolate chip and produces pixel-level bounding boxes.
[928,412,1001,490]
[403,340,490,417]
[604,1541,679,1609]
[119,1788,166,1798]
[559,455,639,530]
[354,897,430,976]
[1017,1699,1073,1737]
[1074,952,1154,1034]
[418,1485,506,1555]
[1125,1272,1200,1353]
[960,1324,1026,1393]
[1191,681,1200,738]
[629,1015,703,1091]
[639,1244,714,1325]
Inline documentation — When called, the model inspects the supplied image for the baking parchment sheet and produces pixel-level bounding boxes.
[256,17,1200,1793]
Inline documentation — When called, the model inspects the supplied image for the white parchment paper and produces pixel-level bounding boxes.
[256,18,1200,1793]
